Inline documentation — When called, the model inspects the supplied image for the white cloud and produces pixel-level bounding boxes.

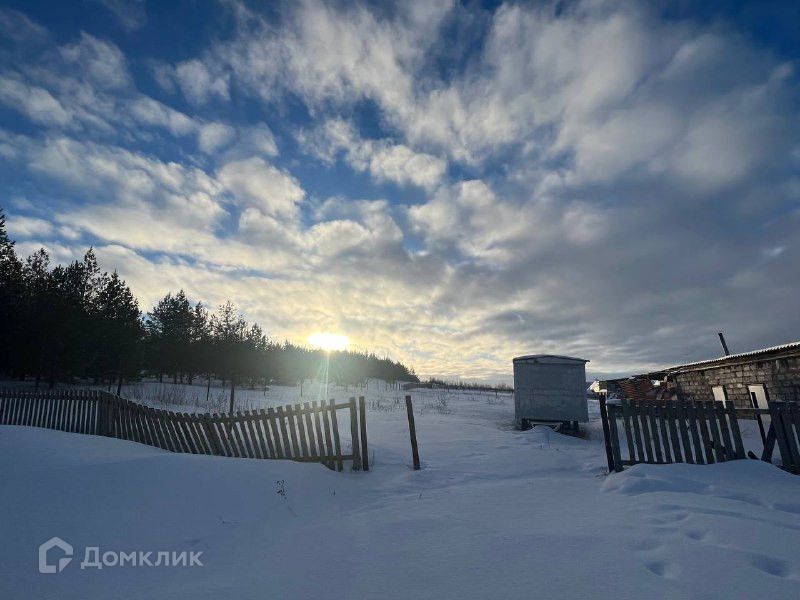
[0,76,71,126]
[218,157,304,218]
[92,0,147,32]
[160,59,230,105]
[60,32,132,90]
[5,215,55,238]
[301,118,446,189]
[128,96,196,136]
[198,122,236,154]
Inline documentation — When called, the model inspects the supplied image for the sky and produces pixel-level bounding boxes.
[0,0,798,382]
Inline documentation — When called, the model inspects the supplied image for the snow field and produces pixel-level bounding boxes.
[1,383,799,599]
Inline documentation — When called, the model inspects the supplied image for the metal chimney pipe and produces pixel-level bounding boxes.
[718,332,731,356]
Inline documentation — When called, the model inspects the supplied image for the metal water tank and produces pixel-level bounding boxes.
[513,354,589,426]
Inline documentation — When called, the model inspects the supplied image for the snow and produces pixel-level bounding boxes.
[2,384,799,599]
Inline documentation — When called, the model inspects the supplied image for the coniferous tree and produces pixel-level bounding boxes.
[0,211,23,376]
[93,271,143,392]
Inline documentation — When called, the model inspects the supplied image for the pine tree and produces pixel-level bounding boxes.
[94,271,143,392]
[0,209,23,376]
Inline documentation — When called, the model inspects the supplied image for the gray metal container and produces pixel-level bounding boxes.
[513,354,589,425]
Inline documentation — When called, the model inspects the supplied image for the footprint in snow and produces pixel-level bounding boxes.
[644,560,679,578]
[683,529,708,542]
[748,554,791,578]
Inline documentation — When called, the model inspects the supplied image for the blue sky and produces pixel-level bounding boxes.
[1,0,799,381]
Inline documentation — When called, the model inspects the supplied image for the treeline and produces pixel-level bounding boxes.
[0,210,417,397]
[420,378,513,393]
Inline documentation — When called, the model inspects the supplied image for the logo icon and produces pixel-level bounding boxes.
[39,537,73,574]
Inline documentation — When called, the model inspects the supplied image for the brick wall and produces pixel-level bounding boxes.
[671,356,800,407]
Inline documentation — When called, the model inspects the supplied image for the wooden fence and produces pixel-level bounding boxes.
[762,401,800,474]
[599,397,745,473]
[0,389,369,472]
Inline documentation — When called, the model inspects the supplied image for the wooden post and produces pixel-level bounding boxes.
[359,395,369,471]
[329,399,343,472]
[348,397,361,471]
[598,393,615,474]
[405,395,420,470]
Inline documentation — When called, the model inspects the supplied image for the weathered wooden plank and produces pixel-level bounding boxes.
[225,414,243,457]
[258,410,276,459]
[245,412,265,459]
[405,395,421,471]
[320,401,335,469]
[237,412,255,458]
[311,401,327,464]
[73,396,83,433]
[695,401,715,464]
[285,405,301,460]
[276,406,292,459]
[665,402,681,463]
[254,411,270,459]
[134,404,149,445]
[359,396,369,472]
[704,401,725,462]
[185,414,206,454]
[211,415,230,456]
[144,407,164,450]
[25,395,38,427]
[599,395,615,472]
[166,411,187,452]
[713,401,735,461]
[788,404,800,469]
[777,403,800,472]
[181,414,199,453]
[726,402,745,460]
[329,399,343,472]
[626,400,645,463]
[675,401,694,464]
[156,409,176,452]
[349,397,362,471]
[647,403,663,463]
[606,403,623,473]
[656,403,672,463]
[686,401,705,464]
[201,414,221,456]
[637,402,655,463]
[267,407,285,459]
[770,403,792,471]
[296,404,309,458]
[302,402,316,459]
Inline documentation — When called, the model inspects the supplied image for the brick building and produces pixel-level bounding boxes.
[658,341,800,408]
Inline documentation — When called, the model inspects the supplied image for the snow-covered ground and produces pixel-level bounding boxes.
[2,383,799,599]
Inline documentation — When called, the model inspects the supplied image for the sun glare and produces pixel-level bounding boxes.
[308,332,350,352]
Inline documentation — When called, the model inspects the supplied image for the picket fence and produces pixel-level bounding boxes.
[600,396,800,476]
[0,388,369,471]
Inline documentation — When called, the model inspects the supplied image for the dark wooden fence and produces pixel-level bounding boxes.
[599,397,745,473]
[0,389,369,472]
[762,401,800,474]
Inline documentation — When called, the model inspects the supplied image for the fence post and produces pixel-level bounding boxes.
[329,399,344,472]
[348,397,361,471]
[405,395,420,470]
[598,393,615,474]
[359,396,369,472]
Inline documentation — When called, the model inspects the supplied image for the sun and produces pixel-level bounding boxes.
[308,332,350,352]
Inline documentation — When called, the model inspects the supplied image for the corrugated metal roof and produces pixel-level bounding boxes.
[513,354,589,363]
[665,340,800,372]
